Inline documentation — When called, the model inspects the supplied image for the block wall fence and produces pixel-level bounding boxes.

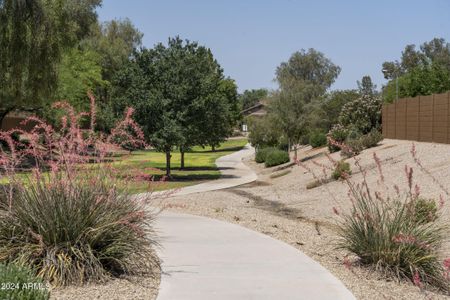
[382,92,450,144]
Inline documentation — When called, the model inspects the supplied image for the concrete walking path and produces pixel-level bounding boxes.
[155,144,355,299]
[155,211,355,300]
[167,143,258,196]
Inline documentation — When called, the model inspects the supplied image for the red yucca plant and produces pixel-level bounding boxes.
[299,145,450,293]
[0,93,159,286]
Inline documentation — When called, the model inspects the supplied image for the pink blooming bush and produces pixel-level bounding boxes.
[0,95,159,286]
[300,148,450,292]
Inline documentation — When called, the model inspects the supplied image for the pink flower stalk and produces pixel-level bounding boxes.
[343,256,352,270]
[444,258,450,270]
[392,234,430,250]
[393,184,400,197]
[392,233,416,244]
[414,184,421,199]
[439,195,445,209]
[413,271,423,288]
[373,152,384,182]
[404,165,413,192]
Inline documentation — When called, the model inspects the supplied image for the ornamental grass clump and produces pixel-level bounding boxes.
[0,94,159,286]
[338,154,449,291]
[331,160,351,180]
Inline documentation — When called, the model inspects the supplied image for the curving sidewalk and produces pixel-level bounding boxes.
[167,143,258,196]
[155,144,355,300]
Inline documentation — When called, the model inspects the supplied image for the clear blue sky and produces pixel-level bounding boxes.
[97,0,450,92]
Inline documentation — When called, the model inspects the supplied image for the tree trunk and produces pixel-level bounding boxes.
[0,108,13,130]
[288,139,291,157]
[294,145,298,162]
[165,151,171,177]
[212,145,216,152]
[180,150,185,170]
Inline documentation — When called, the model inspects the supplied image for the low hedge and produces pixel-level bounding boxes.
[309,131,327,148]
[264,149,290,167]
[255,147,277,163]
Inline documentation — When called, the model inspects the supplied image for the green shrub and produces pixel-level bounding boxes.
[327,125,349,153]
[309,131,327,148]
[332,160,351,180]
[277,137,289,151]
[341,139,364,158]
[264,149,290,167]
[413,198,438,224]
[340,129,383,158]
[0,173,159,286]
[255,147,278,163]
[0,263,49,300]
[346,127,362,141]
[247,117,280,149]
[360,128,383,149]
[338,94,382,135]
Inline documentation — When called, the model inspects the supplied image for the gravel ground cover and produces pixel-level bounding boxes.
[50,274,160,300]
[158,139,450,300]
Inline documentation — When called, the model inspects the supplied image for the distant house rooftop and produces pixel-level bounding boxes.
[241,101,267,118]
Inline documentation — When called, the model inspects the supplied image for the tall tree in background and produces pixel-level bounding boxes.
[271,48,341,159]
[0,0,101,125]
[382,38,450,102]
[239,89,268,110]
[276,48,341,96]
[57,18,143,131]
[84,18,143,84]
[357,75,377,96]
[307,89,359,133]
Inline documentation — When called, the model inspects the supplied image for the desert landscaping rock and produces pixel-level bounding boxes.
[50,274,160,300]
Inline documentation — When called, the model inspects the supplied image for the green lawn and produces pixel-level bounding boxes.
[0,138,248,193]
[114,138,248,192]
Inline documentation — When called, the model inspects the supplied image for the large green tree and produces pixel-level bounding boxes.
[111,37,235,176]
[0,0,101,125]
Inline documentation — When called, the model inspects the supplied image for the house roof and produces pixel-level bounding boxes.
[241,101,268,116]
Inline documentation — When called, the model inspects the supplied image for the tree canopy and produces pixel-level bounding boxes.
[275,48,341,96]
[382,38,450,102]
[270,48,341,158]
